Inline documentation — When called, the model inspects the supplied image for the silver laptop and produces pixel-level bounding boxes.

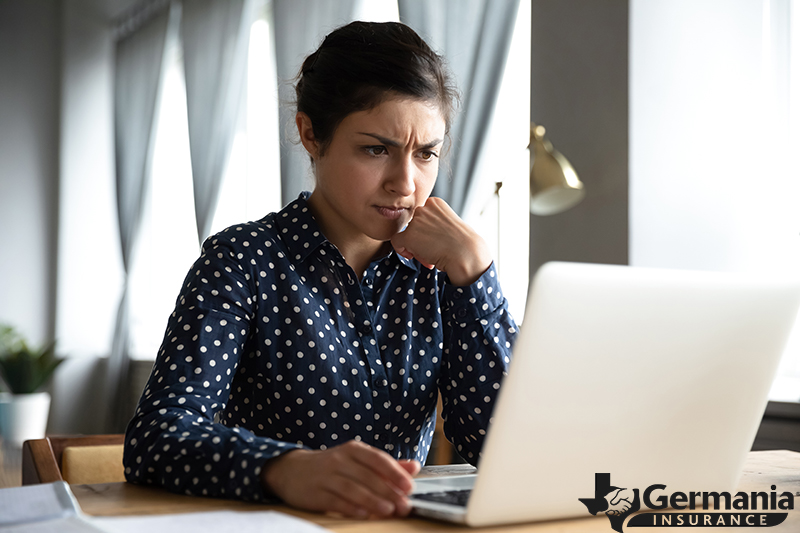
[411,261,800,527]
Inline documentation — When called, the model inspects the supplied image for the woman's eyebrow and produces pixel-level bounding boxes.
[356,132,443,150]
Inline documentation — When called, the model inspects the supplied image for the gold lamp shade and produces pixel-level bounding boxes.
[529,123,585,215]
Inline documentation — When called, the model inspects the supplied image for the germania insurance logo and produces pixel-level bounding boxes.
[579,473,793,532]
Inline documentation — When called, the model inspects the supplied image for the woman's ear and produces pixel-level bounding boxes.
[296,112,319,160]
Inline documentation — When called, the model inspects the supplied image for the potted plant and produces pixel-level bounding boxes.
[0,324,63,448]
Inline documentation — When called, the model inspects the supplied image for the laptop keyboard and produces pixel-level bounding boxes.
[413,489,472,507]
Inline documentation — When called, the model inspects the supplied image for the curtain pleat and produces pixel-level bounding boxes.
[398,0,520,215]
[272,0,357,205]
[182,0,255,244]
[109,2,178,431]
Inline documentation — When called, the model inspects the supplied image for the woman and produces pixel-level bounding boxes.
[123,21,517,520]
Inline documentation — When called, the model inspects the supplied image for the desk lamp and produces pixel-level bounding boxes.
[529,123,584,215]
[482,123,584,271]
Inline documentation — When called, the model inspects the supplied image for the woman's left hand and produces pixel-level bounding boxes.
[390,197,492,286]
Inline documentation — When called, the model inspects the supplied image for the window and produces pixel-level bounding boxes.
[129,7,282,359]
[128,34,197,360]
[464,0,531,322]
[209,9,282,236]
[630,0,800,400]
[770,0,800,399]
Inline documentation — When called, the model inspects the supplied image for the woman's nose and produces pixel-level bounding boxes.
[385,157,416,196]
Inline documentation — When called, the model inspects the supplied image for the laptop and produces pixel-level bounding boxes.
[410,261,800,527]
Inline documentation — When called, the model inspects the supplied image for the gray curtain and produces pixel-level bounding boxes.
[182,0,255,244]
[398,0,520,215]
[109,3,179,431]
[272,0,357,204]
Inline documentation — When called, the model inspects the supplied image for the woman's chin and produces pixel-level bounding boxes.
[366,221,407,243]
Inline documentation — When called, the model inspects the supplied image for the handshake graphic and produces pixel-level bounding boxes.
[579,473,641,533]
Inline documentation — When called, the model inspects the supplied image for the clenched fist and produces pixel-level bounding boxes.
[390,197,492,286]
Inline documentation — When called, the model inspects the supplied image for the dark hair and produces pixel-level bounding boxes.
[295,21,459,157]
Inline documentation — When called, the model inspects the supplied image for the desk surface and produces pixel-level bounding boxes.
[73,450,800,532]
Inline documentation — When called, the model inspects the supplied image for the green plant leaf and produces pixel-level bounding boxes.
[0,325,62,394]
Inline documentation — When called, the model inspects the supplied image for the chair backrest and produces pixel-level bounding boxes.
[22,434,125,485]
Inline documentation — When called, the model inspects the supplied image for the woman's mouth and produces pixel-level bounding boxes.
[375,206,408,220]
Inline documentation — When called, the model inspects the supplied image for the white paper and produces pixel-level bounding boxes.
[0,482,78,526]
[0,483,110,533]
[1,515,111,533]
[94,510,332,533]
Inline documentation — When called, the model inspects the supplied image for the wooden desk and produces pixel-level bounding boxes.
[73,451,800,532]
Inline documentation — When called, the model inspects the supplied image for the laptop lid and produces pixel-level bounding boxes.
[439,262,799,527]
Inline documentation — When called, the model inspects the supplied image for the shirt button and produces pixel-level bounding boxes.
[360,322,371,335]
[457,308,467,319]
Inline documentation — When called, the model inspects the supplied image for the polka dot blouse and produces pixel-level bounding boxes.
[123,193,518,502]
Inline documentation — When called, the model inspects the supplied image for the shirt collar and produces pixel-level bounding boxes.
[274,192,327,263]
[275,192,419,273]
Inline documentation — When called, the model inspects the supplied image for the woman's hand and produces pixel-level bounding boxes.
[261,440,421,519]
[390,197,492,286]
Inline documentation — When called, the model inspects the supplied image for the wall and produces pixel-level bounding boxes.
[0,0,124,434]
[0,0,61,347]
[528,0,629,276]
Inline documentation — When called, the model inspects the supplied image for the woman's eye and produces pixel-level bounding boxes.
[365,146,387,156]
[419,150,438,161]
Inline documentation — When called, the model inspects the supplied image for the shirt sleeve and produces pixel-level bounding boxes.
[438,262,518,465]
[123,234,302,502]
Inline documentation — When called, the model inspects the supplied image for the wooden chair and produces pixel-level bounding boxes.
[21,434,125,485]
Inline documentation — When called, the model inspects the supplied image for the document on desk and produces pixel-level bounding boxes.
[0,483,329,533]
[94,510,332,533]
[0,481,110,533]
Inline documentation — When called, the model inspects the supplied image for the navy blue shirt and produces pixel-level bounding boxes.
[124,194,518,501]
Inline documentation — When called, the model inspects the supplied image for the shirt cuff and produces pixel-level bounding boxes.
[443,262,506,326]
[224,433,305,502]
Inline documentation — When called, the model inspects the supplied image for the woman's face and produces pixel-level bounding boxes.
[301,96,446,248]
